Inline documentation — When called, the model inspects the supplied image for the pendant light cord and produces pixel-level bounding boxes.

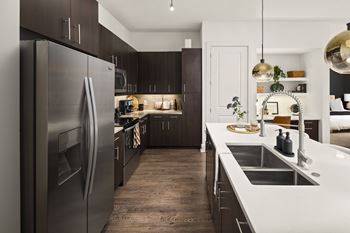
[261,0,264,62]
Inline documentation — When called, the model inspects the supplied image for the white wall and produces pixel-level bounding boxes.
[0,1,20,233]
[131,31,201,51]
[201,20,348,147]
[98,3,134,47]
[98,3,201,52]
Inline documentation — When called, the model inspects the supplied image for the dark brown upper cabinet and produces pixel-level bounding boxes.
[21,0,98,56]
[138,52,182,94]
[182,49,202,93]
[167,52,182,93]
[98,25,138,94]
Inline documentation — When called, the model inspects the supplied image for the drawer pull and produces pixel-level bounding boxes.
[235,218,249,233]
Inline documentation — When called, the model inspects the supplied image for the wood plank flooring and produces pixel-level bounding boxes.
[103,149,215,233]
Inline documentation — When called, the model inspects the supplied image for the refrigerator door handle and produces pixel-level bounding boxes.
[88,77,99,195]
[83,77,95,200]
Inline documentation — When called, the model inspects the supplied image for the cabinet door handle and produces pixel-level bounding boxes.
[184,94,186,103]
[114,146,119,160]
[235,218,249,233]
[168,121,170,130]
[168,85,170,93]
[217,188,221,212]
[154,84,157,93]
[161,121,165,131]
[63,17,71,40]
[149,84,152,93]
[184,84,186,93]
[78,24,81,45]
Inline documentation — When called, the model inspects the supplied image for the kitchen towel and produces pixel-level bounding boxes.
[133,123,141,148]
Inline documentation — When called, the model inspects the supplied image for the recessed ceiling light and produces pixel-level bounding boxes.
[170,0,175,11]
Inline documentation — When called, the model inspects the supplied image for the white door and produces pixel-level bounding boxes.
[209,46,248,122]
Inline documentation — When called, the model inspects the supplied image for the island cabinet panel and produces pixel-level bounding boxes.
[21,0,99,56]
[217,161,253,233]
[138,52,182,94]
[206,133,215,215]
[149,115,182,147]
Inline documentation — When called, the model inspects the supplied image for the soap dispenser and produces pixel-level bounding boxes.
[276,129,284,151]
[282,132,294,157]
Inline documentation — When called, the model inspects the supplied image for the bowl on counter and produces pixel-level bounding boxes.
[154,102,163,110]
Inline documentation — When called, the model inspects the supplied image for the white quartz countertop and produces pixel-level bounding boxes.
[206,123,350,233]
[115,110,182,134]
[114,127,123,134]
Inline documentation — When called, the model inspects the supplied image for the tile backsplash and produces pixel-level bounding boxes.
[114,94,182,110]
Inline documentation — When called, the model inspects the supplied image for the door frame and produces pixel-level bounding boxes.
[207,45,249,122]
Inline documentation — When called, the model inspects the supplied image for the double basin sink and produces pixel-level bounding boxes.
[227,145,318,186]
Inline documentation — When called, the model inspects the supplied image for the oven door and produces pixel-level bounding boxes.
[124,124,140,165]
[115,68,127,94]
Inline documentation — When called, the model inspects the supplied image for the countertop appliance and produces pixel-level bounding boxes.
[21,40,115,233]
[114,117,140,185]
[119,99,134,114]
[115,68,127,94]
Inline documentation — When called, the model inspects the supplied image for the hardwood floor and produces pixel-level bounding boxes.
[103,149,215,233]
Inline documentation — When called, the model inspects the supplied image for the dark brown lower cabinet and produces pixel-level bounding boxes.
[150,115,182,147]
[213,161,253,233]
[182,93,202,147]
[140,116,149,152]
[114,131,124,189]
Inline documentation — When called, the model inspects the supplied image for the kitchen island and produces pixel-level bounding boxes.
[206,123,350,233]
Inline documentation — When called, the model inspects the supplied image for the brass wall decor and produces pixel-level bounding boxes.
[324,23,350,74]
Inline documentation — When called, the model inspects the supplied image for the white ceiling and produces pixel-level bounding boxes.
[98,0,350,32]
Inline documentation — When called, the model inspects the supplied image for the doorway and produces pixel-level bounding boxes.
[208,46,249,122]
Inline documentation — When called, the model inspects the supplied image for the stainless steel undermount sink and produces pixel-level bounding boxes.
[227,145,318,186]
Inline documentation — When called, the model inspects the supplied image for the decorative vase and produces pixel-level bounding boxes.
[270,82,284,92]
[234,118,246,128]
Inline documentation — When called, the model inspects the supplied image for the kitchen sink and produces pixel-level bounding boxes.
[227,145,318,186]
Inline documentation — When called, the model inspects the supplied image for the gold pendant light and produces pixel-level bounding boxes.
[252,0,273,81]
[324,23,350,74]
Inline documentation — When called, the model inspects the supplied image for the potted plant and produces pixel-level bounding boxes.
[227,96,247,128]
[270,66,286,92]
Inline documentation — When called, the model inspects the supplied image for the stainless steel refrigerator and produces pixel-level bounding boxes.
[20,40,115,233]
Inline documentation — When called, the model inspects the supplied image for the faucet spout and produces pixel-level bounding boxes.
[259,91,312,168]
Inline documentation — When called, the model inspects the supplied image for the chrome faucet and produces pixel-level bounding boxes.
[259,91,312,168]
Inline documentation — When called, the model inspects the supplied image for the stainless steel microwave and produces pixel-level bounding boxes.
[115,68,127,94]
